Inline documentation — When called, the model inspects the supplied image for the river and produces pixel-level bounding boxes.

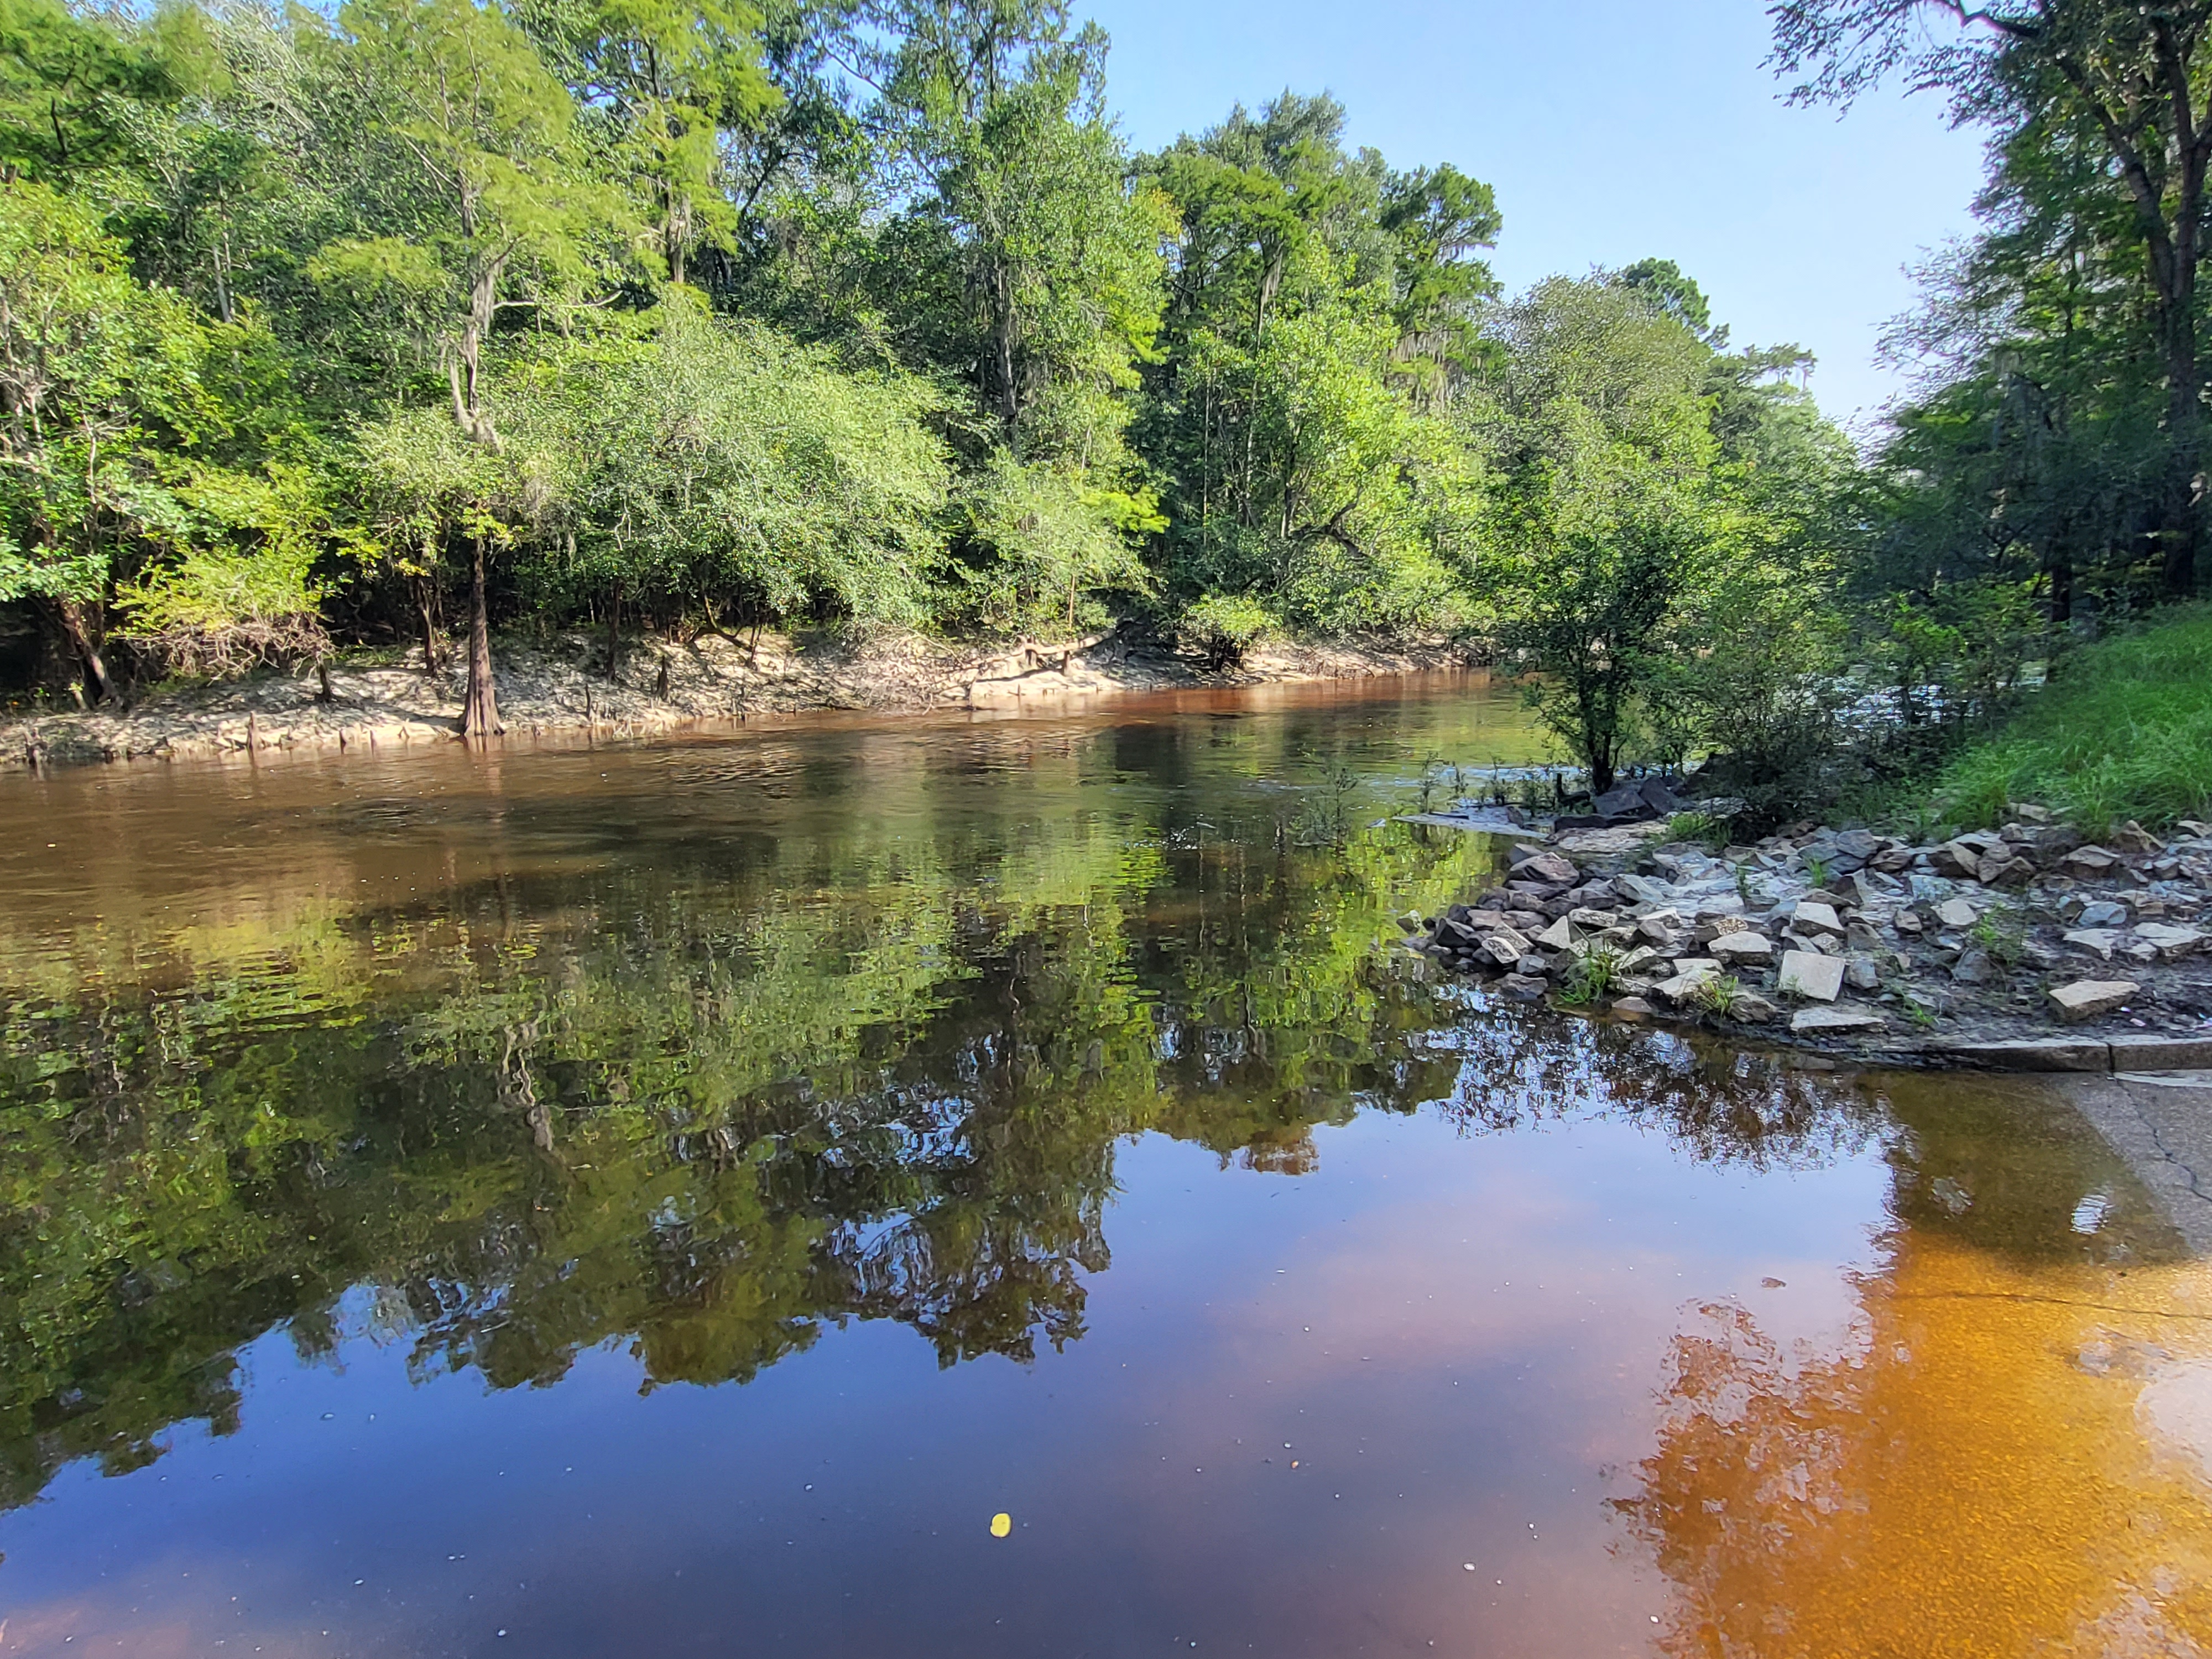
[2,676,2209,1657]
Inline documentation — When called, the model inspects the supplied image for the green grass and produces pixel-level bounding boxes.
[1937,604,2212,837]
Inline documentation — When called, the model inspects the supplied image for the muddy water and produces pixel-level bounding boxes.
[1,676,2208,1657]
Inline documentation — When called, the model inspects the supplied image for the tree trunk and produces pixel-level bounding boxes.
[461,536,502,739]
[2161,366,2202,596]
[605,581,621,680]
[415,572,443,676]
[55,598,114,705]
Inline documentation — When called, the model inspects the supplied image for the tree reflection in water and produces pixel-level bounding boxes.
[1612,1072,2212,1657]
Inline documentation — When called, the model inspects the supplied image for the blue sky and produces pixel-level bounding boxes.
[1079,0,1990,430]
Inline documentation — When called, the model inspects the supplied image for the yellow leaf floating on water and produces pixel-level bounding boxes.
[989,1512,1012,1538]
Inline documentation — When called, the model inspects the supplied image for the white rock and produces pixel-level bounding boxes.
[1778,949,1845,1003]
[2048,979,2138,1022]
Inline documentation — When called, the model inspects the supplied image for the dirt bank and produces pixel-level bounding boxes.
[2,628,1475,772]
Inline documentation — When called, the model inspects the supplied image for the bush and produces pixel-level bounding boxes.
[1177,593,1279,669]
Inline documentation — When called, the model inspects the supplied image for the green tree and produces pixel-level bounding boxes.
[1774,0,2212,595]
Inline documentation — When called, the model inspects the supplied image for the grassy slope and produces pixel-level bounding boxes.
[1940,604,2212,836]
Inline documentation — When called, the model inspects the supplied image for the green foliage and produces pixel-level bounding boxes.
[1177,592,1278,669]
[1936,604,2212,836]
[1556,943,1624,1006]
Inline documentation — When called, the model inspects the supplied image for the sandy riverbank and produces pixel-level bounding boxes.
[2,628,1478,772]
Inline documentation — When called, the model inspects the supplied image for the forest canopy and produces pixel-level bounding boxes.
[7,0,2209,811]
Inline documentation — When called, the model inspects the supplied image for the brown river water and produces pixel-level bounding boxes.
[2,675,2210,1657]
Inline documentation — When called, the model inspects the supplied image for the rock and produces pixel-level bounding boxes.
[1930,841,1983,879]
[1535,916,1582,952]
[1845,954,1881,991]
[1792,900,1845,937]
[1518,852,1579,886]
[2077,900,2130,928]
[1498,973,1548,1000]
[1777,950,1845,1002]
[1730,992,1780,1024]
[1615,945,1663,976]
[2012,804,2054,824]
[1790,1004,1886,1036]
[1950,948,1995,984]
[1616,873,1672,906]
[2064,846,2120,877]
[2048,979,2139,1023]
[1504,911,1550,936]
[1636,911,1684,943]
[1590,782,1648,819]
[1935,898,1979,930]
[1894,909,1924,936]
[1710,931,1774,967]
[2112,820,2164,854]
[1397,911,1426,932]
[1514,954,1551,978]
[2134,922,2208,960]
[1834,828,1881,859]
[1608,996,1655,1018]
[1480,928,1533,967]
[1567,906,1620,930]
[1652,959,1723,1005]
[2063,928,2120,961]
[2123,940,2160,965]
[1979,857,2036,888]
[1845,920,1884,951]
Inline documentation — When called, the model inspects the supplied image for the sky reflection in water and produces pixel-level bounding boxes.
[0,678,2206,1657]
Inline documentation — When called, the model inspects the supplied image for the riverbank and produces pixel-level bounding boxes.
[1405,808,2212,1073]
[2,628,1476,771]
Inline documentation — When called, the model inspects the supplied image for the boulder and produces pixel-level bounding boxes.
[1790,1004,1886,1036]
[1514,954,1551,978]
[1498,973,1548,1000]
[1567,906,1621,930]
[1608,995,1656,1018]
[1504,911,1550,936]
[1616,873,1673,906]
[1615,945,1663,976]
[1709,932,1775,967]
[2048,979,2138,1023]
[2064,846,2120,877]
[1894,909,1925,936]
[2077,900,2130,928]
[1845,954,1881,991]
[1778,950,1845,1002]
[1935,898,1979,930]
[1979,857,2036,888]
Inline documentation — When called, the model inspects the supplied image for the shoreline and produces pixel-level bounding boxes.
[2,628,1480,774]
